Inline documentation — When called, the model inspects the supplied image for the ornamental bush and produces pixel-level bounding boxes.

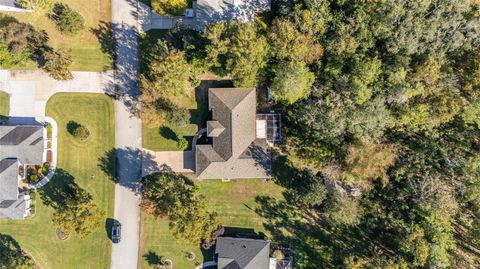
[176,137,188,150]
[50,3,84,34]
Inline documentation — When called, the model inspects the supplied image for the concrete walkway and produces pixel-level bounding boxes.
[110,0,142,268]
[27,117,58,189]
[0,70,113,123]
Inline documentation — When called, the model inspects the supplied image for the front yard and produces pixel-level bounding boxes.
[0,93,115,269]
[142,79,232,151]
[6,0,112,71]
[138,179,285,269]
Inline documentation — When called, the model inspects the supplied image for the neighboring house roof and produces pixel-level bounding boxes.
[0,124,43,220]
[215,237,270,269]
[195,0,270,30]
[195,88,271,179]
[0,125,44,164]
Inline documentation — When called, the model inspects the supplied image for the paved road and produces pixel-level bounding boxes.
[110,0,143,268]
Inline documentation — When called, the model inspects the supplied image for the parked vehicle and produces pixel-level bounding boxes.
[112,220,121,243]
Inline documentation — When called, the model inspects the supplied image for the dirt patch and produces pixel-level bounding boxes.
[55,228,68,240]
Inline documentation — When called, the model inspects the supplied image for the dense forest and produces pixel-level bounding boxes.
[139,0,480,268]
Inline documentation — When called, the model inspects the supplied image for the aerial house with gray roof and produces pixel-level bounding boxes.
[0,124,45,219]
[195,88,274,180]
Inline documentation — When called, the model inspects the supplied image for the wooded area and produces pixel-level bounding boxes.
[138,0,480,268]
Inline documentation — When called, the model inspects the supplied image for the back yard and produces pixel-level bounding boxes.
[5,0,112,71]
[139,179,285,269]
[0,93,115,268]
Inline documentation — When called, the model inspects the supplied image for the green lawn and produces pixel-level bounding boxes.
[0,93,115,269]
[0,91,9,117]
[139,179,284,269]
[142,89,208,151]
[5,0,112,71]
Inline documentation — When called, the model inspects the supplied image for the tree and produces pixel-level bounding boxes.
[50,3,85,34]
[169,196,219,244]
[0,234,34,269]
[0,39,30,68]
[0,15,48,67]
[271,60,315,104]
[141,173,220,244]
[342,140,397,188]
[52,188,104,239]
[269,16,323,64]
[43,48,73,80]
[325,192,362,226]
[151,0,187,16]
[204,22,269,87]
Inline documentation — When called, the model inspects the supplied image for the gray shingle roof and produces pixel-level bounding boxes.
[195,0,271,30]
[0,194,29,219]
[0,159,19,201]
[196,88,271,179]
[0,124,43,220]
[0,125,44,164]
[207,120,226,137]
[215,237,270,269]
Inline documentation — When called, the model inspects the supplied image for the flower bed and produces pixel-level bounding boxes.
[26,163,51,184]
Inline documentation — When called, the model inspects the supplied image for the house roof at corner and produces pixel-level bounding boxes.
[195,88,271,179]
[0,125,44,164]
[0,159,19,201]
[195,0,271,30]
[215,237,270,269]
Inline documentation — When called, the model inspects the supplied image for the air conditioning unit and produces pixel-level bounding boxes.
[184,9,194,17]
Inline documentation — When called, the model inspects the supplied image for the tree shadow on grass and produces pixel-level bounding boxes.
[66,120,81,135]
[159,126,178,141]
[90,21,115,62]
[143,250,163,267]
[38,168,93,210]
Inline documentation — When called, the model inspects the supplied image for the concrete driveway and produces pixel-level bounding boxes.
[0,70,113,123]
[142,149,195,176]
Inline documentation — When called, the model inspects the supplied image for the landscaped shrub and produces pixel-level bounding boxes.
[67,121,90,141]
[73,125,90,141]
[50,3,84,34]
[201,225,224,250]
[151,0,187,16]
[176,137,188,150]
[43,48,73,80]
[166,106,189,126]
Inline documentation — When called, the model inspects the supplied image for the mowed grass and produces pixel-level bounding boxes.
[142,90,208,151]
[0,91,9,117]
[139,179,284,269]
[6,0,112,71]
[0,93,115,269]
